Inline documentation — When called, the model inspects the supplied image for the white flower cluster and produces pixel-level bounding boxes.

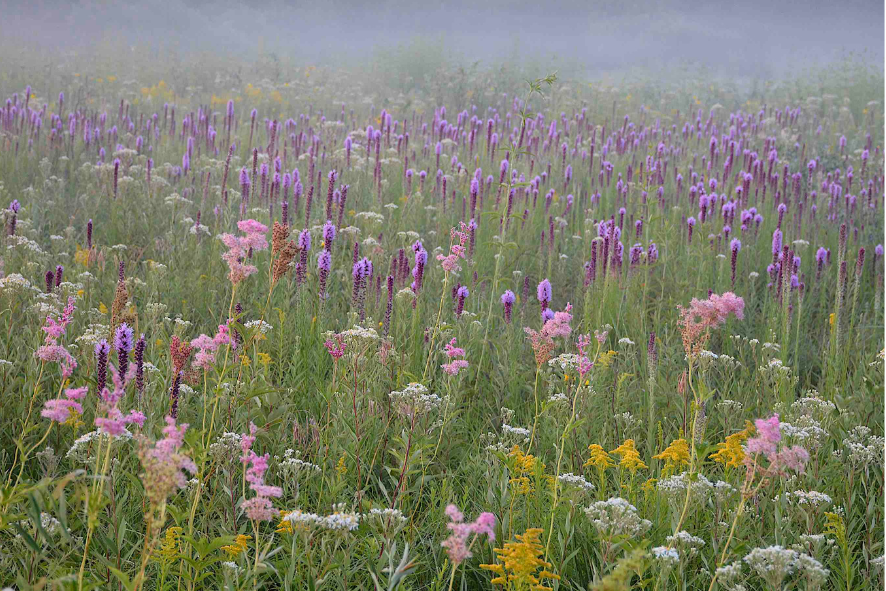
[666,530,705,558]
[558,473,595,493]
[337,325,379,341]
[652,546,680,567]
[244,319,273,334]
[783,490,832,508]
[389,382,441,416]
[284,506,361,532]
[548,353,579,371]
[0,273,39,294]
[66,429,132,463]
[833,426,885,466]
[355,211,385,224]
[657,472,713,504]
[276,448,321,477]
[209,432,242,463]
[583,497,651,538]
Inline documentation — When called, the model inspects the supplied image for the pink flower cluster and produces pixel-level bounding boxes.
[576,333,594,378]
[41,386,87,423]
[745,414,809,477]
[94,364,145,436]
[34,297,77,377]
[440,504,495,565]
[524,304,573,365]
[436,222,470,272]
[682,291,745,327]
[220,219,268,285]
[137,416,197,507]
[239,422,282,521]
[190,324,236,370]
[324,334,346,360]
[441,338,469,376]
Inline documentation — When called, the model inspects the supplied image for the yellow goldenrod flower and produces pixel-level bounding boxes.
[480,528,561,590]
[653,438,690,475]
[157,527,183,562]
[221,534,251,557]
[276,511,293,535]
[583,444,614,470]
[710,422,755,468]
[610,439,647,473]
[336,454,347,476]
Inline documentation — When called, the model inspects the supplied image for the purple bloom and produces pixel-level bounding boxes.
[537,278,552,310]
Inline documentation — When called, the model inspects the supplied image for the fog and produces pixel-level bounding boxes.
[1,0,883,81]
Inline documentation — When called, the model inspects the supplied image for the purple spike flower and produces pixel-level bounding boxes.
[501,290,516,324]
[455,286,469,317]
[317,250,331,300]
[537,279,552,311]
[134,334,146,397]
[95,339,110,395]
[114,323,134,379]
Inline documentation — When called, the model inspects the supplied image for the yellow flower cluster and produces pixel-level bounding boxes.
[276,510,293,535]
[221,534,252,557]
[480,528,561,591]
[157,526,183,562]
[507,445,552,495]
[653,438,690,475]
[583,444,614,470]
[710,422,755,468]
[610,439,647,473]
[139,80,175,102]
[336,454,348,476]
[596,350,618,368]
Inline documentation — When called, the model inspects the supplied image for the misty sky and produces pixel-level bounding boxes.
[1,0,883,78]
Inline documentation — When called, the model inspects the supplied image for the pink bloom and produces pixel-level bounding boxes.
[444,338,466,358]
[241,496,277,521]
[41,398,83,423]
[240,422,257,462]
[64,386,88,400]
[237,219,269,236]
[190,334,216,351]
[472,512,496,542]
[441,359,469,376]
[441,504,496,565]
[324,335,346,359]
[193,349,216,371]
[445,504,464,522]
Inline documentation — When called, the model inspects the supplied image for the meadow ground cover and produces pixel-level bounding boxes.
[0,51,883,590]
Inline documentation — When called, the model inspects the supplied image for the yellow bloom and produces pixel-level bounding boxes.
[710,422,755,468]
[653,438,690,475]
[641,477,657,494]
[157,527,183,562]
[221,534,251,557]
[74,245,90,267]
[583,444,614,470]
[610,439,647,473]
[829,313,835,327]
[336,454,347,476]
[257,352,271,367]
[480,528,561,590]
[241,355,251,367]
[276,511,293,535]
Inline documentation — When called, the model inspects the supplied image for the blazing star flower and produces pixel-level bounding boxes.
[537,279,552,310]
[501,290,516,323]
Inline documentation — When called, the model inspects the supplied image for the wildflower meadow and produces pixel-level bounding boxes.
[0,44,883,591]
